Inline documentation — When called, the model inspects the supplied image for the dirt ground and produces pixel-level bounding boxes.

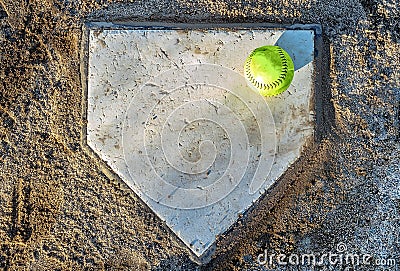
[0,0,399,270]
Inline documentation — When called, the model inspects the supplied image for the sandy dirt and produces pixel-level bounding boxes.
[0,0,399,270]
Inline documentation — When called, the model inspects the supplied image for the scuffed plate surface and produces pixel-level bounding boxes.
[84,24,315,259]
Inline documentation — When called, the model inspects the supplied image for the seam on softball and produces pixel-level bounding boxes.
[244,47,289,92]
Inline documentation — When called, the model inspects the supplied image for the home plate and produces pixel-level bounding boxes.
[82,23,320,263]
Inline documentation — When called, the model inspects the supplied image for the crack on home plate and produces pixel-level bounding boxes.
[83,23,319,264]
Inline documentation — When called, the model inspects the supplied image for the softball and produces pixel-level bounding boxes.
[244,45,294,97]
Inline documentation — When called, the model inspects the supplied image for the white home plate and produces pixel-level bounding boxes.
[83,23,318,262]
